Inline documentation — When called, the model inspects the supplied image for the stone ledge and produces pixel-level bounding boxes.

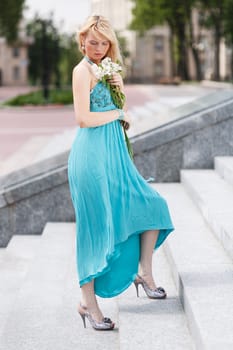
[131,97,233,154]
[131,94,233,181]
[0,154,74,247]
[0,151,68,189]
[1,165,68,206]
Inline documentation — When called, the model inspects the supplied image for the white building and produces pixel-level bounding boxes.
[0,21,31,86]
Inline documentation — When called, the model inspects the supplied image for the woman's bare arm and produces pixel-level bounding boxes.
[72,64,129,128]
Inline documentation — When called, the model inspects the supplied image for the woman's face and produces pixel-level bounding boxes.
[83,31,110,64]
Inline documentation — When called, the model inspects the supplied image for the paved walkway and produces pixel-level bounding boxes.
[0,84,217,162]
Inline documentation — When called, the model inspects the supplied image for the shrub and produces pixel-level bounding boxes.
[4,89,73,106]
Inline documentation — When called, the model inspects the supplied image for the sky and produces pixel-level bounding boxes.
[24,0,91,33]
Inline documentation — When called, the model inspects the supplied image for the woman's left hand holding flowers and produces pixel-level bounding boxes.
[108,73,124,90]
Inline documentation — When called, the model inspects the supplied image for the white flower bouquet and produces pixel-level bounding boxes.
[91,57,133,160]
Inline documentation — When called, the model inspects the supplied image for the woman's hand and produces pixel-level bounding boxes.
[120,112,131,130]
[108,73,124,91]
[121,120,130,130]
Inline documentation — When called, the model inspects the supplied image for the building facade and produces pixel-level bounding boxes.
[0,37,29,86]
[0,21,31,86]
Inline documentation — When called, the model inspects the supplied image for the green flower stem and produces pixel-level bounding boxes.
[102,79,134,160]
[123,127,134,160]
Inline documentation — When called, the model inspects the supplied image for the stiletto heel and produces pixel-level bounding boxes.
[77,303,115,331]
[134,280,140,297]
[79,312,86,328]
[134,274,167,299]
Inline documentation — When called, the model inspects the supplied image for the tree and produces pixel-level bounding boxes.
[27,15,62,100]
[199,0,225,81]
[59,33,83,86]
[130,0,208,81]
[130,0,193,80]
[184,1,204,81]
[0,0,25,42]
[223,0,233,80]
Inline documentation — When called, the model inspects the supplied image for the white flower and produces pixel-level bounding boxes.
[102,57,111,64]
[91,57,122,81]
[91,64,104,79]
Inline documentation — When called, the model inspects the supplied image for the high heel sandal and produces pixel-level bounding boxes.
[134,274,167,299]
[78,303,115,331]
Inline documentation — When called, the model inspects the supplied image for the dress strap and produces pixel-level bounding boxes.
[84,55,94,65]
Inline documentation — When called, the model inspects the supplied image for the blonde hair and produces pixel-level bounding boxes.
[77,15,122,63]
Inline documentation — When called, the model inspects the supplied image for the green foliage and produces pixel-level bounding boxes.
[130,0,196,32]
[27,17,82,88]
[27,16,61,88]
[0,0,25,42]
[4,89,73,106]
[223,0,233,44]
[130,0,160,33]
[198,0,224,29]
[59,33,83,85]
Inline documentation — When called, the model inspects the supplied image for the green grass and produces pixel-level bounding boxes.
[4,88,73,106]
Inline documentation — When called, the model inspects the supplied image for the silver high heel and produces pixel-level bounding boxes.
[78,303,115,331]
[134,274,167,299]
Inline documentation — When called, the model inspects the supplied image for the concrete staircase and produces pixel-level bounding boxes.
[0,156,233,349]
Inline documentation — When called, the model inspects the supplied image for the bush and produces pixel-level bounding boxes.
[4,89,73,106]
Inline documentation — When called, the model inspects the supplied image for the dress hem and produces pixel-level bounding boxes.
[79,224,174,297]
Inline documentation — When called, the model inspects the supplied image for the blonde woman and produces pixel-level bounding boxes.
[68,15,174,331]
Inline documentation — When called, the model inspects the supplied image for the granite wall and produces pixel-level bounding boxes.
[0,154,74,247]
[132,96,233,181]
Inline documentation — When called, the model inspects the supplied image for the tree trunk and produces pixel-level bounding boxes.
[187,9,203,81]
[231,44,233,81]
[169,28,177,77]
[42,21,50,101]
[214,26,221,81]
[177,26,190,80]
[191,47,203,81]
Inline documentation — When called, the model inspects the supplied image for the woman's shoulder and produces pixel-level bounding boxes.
[73,60,96,88]
[73,60,90,77]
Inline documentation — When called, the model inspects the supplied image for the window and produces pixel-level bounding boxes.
[13,66,20,80]
[12,47,20,57]
[155,36,164,52]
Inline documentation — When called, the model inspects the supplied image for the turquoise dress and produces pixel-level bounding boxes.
[68,81,174,298]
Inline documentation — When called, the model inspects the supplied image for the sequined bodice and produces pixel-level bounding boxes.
[90,81,116,112]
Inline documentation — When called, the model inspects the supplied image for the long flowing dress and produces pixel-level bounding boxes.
[68,81,174,298]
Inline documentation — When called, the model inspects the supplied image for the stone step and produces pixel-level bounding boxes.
[0,235,41,337]
[3,234,41,258]
[181,169,233,260]
[118,246,194,349]
[0,223,119,350]
[215,156,233,187]
[155,183,233,349]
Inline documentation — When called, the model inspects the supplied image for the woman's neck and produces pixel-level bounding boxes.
[84,55,101,65]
